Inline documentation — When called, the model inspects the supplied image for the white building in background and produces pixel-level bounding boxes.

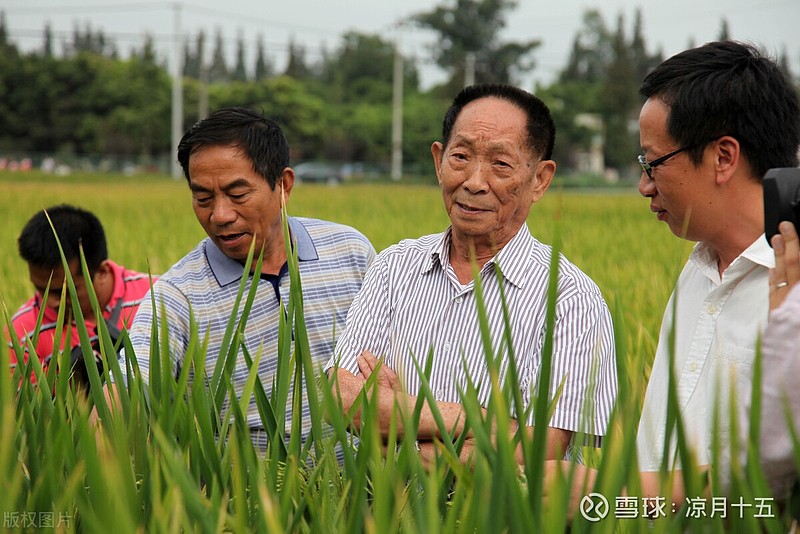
[574,113,605,177]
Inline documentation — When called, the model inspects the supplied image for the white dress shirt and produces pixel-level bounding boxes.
[637,236,773,470]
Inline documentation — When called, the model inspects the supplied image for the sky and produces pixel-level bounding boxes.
[4,0,800,89]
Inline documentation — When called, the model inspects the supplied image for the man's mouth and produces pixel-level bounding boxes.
[650,205,668,221]
[458,203,487,213]
[218,233,246,243]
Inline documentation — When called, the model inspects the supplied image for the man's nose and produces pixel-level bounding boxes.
[462,160,490,193]
[638,172,656,197]
[210,198,237,225]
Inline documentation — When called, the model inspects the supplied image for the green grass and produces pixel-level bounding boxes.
[2,171,783,533]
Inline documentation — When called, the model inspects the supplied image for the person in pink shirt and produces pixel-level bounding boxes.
[738,220,800,506]
[6,204,153,387]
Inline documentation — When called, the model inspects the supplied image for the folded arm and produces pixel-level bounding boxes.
[330,351,572,465]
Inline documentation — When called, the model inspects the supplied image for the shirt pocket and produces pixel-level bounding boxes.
[713,343,755,415]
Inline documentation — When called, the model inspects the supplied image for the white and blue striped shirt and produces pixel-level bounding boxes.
[329,224,617,444]
[123,217,375,443]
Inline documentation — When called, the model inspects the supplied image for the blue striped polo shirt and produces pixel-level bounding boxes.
[122,216,375,442]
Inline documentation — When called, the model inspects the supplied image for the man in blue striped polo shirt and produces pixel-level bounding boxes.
[328,84,617,465]
[114,107,375,447]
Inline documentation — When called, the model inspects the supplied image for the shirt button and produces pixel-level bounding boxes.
[444,342,451,352]
[690,362,698,372]
[435,388,444,399]
[455,296,463,304]
[707,304,717,314]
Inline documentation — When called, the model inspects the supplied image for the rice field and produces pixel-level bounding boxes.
[0,171,689,362]
[3,171,782,533]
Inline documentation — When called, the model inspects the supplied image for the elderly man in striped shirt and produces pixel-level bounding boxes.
[328,83,617,464]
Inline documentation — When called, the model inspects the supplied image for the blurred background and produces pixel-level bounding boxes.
[1,0,798,186]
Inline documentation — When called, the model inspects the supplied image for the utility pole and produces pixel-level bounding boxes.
[170,2,183,179]
[390,27,404,181]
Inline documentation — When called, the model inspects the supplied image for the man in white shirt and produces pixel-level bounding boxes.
[544,40,800,515]
[634,40,800,493]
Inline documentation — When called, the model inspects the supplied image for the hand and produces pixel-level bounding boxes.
[769,221,800,311]
[543,460,597,522]
[357,351,401,391]
[416,436,477,471]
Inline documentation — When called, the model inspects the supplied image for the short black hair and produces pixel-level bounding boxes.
[18,204,107,275]
[177,107,290,190]
[440,83,556,160]
[640,40,800,180]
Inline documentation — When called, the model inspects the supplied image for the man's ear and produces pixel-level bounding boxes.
[280,167,295,201]
[530,160,556,203]
[714,135,741,185]
[90,260,112,282]
[431,142,444,185]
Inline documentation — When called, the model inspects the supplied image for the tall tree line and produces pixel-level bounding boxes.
[0,4,794,179]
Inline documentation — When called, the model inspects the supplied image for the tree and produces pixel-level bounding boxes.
[320,31,419,104]
[42,22,53,57]
[93,54,171,157]
[412,0,540,92]
[182,40,195,78]
[560,10,613,84]
[718,18,730,41]
[233,33,248,82]
[778,46,794,82]
[0,11,8,49]
[182,30,205,79]
[208,75,328,159]
[600,14,639,171]
[545,8,662,177]
[284,37,311,79]
[253,34,272,81]
[207,28,229,83]
[69,22,116,57]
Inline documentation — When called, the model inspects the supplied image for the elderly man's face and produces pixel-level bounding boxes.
[432,97,554,251]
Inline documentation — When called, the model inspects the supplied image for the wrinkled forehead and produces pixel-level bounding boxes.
[449,98,529,147]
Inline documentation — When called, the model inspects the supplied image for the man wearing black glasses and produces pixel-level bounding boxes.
[545,40,800,518]
[634,40,800,497]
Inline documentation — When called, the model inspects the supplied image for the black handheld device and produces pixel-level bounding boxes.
[763,167,800,247]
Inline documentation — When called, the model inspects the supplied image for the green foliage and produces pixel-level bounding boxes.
[321,31,405,104]
[0,173,793,532]
[413,0,540,90]
[544,8,664,178]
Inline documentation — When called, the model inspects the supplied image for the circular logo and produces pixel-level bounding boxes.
[579,492,609,522]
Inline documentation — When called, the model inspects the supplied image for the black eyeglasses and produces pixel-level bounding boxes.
[637,145,693,179]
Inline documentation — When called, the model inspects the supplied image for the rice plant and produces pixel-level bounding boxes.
[0,172,795,532]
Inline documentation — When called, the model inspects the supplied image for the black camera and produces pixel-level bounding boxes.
[70,343,105,389]
[763,167,800,247]
[68,306,123,390]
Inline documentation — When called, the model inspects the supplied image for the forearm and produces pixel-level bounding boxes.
[511,426,572,464]
[638,467,709,508]
[330,367,469,439]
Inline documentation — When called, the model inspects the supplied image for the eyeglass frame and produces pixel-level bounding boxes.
[638,136,728,179]
[637,146,693,179]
